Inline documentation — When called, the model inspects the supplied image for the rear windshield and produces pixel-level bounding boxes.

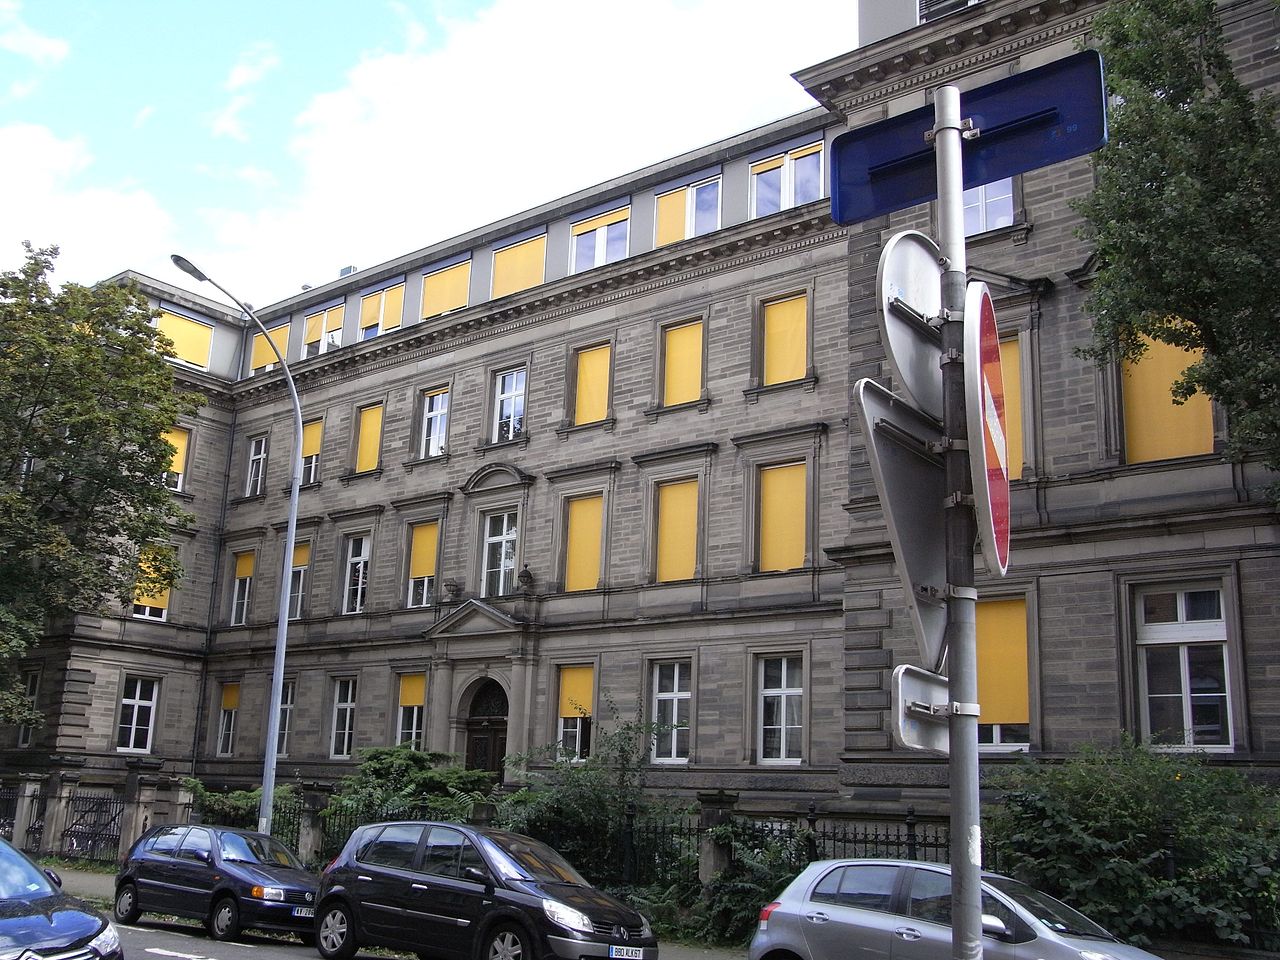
[985,876,1113,940]
[0,841,57,900]
[219,832,304,869]
[477,832,588,885]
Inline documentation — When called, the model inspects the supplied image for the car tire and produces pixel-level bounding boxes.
[208,896,241,941]
[317,901,358,960]
[113,883,141,925]
[482,923,529,960]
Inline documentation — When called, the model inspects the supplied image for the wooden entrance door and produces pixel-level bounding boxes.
[465,679,509,780]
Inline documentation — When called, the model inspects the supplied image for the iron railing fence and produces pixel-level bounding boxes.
[61,789,125,862]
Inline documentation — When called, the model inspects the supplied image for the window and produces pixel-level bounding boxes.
[217,681,239,756]
[344,535,370,614]
[570,207,629,274]
[963,177,1015,236]
[17,669,39,749]
[654,177,720,246]
[572,344,611,426]
[303,304,344,358]
[1000,338,1025,480]
[331,677,357,759]
[563,494,603,592]
[750,142,823,217]
[177,827,212,863]
[359,283,405,340]
[117,675,158,753]
[482,510,519,597]
[491,368,526,443]
[164,427,190,491]
[1136,584,1231,749]
[491,235,546,299]
[288,542,310,620]
[245,435,267,497]
[651,661,690,763]
[811,863,899,911]
[761,293,809,387]
[661,319,704,407]
[976,598,1030,750]
[302,420,322,484]
[397,673,426,749]
[407,521,439,607]
[277,679,295,757]
[758,462,806,572]
[156,311,213,370]
[655,478,698,582]
[354,403,384,473]
[250,325,289,374]
[422,260,471,319]
[419,388,449,459]
[362,823,425,869]
[1122,337,1214,464]
[558,665,594,760]
[759,655,803,763]
[230,550,254,625]
[132,547,171,621]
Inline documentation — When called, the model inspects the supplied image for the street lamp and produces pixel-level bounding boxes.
[172,254,302,836]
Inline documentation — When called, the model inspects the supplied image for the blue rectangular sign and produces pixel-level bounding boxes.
[831,49,1107,225]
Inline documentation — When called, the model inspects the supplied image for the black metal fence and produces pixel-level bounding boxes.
[60,789,126,861]
[0,786,16,842]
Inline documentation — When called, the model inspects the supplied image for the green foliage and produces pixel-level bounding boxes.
[985,740,1280,944]
[182,778,298,828]
[322,744,498,823]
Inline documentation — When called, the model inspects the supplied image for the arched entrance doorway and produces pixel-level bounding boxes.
[465,679,509,780]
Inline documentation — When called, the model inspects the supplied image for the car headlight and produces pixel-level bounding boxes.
[88,922,121,957]
[543,898,594,934]
[638,914,653,939]
[251,885,285,901]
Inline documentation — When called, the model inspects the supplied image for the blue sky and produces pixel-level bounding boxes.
[0,0,860,307]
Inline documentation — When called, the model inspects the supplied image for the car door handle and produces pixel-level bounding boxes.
[411,883,431,891]
[803,912,830,923]
[357,875,373,881]
[894,926,923,942]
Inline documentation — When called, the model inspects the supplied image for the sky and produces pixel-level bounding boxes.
[0,0,860,309]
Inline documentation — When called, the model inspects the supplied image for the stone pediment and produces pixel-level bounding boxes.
[460,462,535,495]
[425,599,526,640]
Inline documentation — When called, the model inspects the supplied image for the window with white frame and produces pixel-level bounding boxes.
[750,142,823,218]
[164,427,189,492]
[420,387,449,458]
[491,368,526,443]
[230,551,254,626]
[288,542,310,620]
[654,177,721,246]
[117,675,158,753]
[17,669,39,748]
[344,535,371,614]
[557,665,594,761]
[277,679,295,757]
[651,661,691,763]
[963,177,1015,236]
[570,207,629,274]
[331,677,357,758]
[301,420,322,485]
[245,435,267,497]
[217,682,239,757]
[397,673,426,750]
[303,304,344,358]
[1136,583,1232,749]
[482,510,518,597]
[758,655,803,763]
[407,521,439,608]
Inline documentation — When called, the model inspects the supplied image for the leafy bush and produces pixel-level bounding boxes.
[181,777,297,828]
[323,745,498,822]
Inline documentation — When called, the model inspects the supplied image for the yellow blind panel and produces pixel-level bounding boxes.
[292,542,311,568]
[134,548,171,609]
[303,311,323,345]
[251,326,289,370]
[221,682,240,711]
[158,312,213,368]
[565,495,603,592]
[654,189,686,246]
[165,428,189,474]
[976,598,1029,725]
[409,521,439,579]
[571,206,629,236]
[763,295,807,385]
[791,142,823,160]
[356,405,384,472]
[1122,337,1214,463]
[422,261,471,318]
[999,339,1024,480]
[399,673,426,707]
[325,306,344,333]
[663,321,703,406]
[360,292,381,328]
[492,236,546,299]
[758,463,806,571]
[558,665,594,717]
[234,551,255,579]
[751,155,784,175]
[574,345,611,425]
[302,420,322,458]
[383,284,405,332]
[656,479,698,582]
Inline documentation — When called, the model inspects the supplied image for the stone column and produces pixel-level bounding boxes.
[428,652,455,752]
[39,772,80,856]
[296,787,329,867]
[118,772,159,860]
[12,775,44,854]
[696,789,738,889]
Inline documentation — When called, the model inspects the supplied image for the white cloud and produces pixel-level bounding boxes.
[225,41,280,91]
[0,0,69,66]
[132,105,154,129]
[211,93,251,141]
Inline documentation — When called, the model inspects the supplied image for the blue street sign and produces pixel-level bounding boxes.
[831,49,1107,225]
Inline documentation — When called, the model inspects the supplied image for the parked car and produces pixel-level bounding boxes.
[113,823,318,943]
[316,820,658,960]
[749,858,1165,960]
[0,835,123,960]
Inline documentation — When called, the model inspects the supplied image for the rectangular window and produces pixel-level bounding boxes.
[661,319,704,407]
[360,283,405,340]
[762,294,808,386]
[656,478,698,583]
[482,511,519,598]
[157,311,213,370]
[422,260,471,319]
[491,235,546,299]
[963,177,1015,236]
[251,325,289,374]
[277,680,295,757]
[344,535,370,614]
[17,669,39,749]
[245,435,267,497]
[302,420,322,485]
[288,542,310,620]
[354,404,384,473]
[117,675,158,753]
[407,521,439,607]
[750,142,823,218]
[491,368,526,443]
[999,338,1024,480]
[976,598,1030,749]
[654,178,720,247]
[397,673,426,749]
[217,681,239,757]
[303,305,344,358]
[164,427,190,492]
[1122,337,1214,464]
[1137,584,1231,749]
[564,494,603,592]
[558,665,594,760]
[570,207,629,274]
[573,344,611,426]
[331,677,357,759]
[758,462,807,572]
[132,547,171,621]
[759,655,803,762]
[231,550,255,625]
[651,661,691,763]
[419,388,449,459]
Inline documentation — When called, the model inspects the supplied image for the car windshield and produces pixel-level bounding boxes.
[0,840,56,900]
[219,832,304,869]
[985,876,1114,940]
[478,832,588,886]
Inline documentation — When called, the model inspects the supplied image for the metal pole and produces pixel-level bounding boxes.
[933,87,983,960]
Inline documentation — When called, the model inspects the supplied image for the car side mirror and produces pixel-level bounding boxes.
[464,866,492,887]
[981,913,1011,939]
[44,868,62,888]
[195,849,212,864]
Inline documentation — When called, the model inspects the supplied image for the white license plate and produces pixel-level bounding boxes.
[609,948,642,960]
[292,907,315,918]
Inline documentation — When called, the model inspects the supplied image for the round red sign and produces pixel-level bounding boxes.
[963,282,1010,576]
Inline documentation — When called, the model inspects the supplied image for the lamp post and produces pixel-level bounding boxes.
[172,254,302,836]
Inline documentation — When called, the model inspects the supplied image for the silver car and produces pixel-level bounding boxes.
[749,858,1164,960]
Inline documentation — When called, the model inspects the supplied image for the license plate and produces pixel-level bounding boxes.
[609,948,642,960]
[292,907,315,918]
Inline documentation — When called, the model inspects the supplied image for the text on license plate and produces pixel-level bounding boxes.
[609,948,642,960]
[293,907,315,918]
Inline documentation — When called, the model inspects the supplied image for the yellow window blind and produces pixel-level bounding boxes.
[1122,337,1214,463]
[302,420,322,459]
[574,345,611,425]
[355,404,383,472]
[492,235,546,299]
[999,339,1023,480]
[399,673,426,707]
[234,551,255,579]
[763,295,807,386]
[422,261,471,318]
[251,326,289,370]
[976,598,1029,725]
[791,142,822,161]
[165,427,190,475]
[221,682,240,711]
[157,311,213,369]
[303,311,323,346]
[558,665,594,717]
[571,207,629,236]
[751,155,785,175]
[656,478,698,582]
[292,542,311,568]
[564,495,603,592]
[758,462,806,572]
[325,305,344,335]
[361,284,404,333]
[654,189,687,247]
[663,321,703,406]
[409,521,439,579]
[134,548,171,610]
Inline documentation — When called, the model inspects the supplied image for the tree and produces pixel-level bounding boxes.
[0,244,201,722]
[1075,0,1280,479]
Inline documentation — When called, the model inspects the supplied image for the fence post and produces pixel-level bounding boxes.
[622,801,637,885]
[13,776,43,854]
[118,772,158,862]
[805,802,818,864]
[905,805,918,861]
[297,789,328,867]
[173,782,196,825]
[696,789,737,891]
[40,773,80,856]
[1161,818,1176,881]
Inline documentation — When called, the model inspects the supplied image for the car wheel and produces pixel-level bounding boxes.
[208,896,241,941]
[113,883,141,925]
[317,902,358,960]
[483,923,528,960]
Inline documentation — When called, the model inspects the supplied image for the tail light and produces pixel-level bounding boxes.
[758,902,781,928]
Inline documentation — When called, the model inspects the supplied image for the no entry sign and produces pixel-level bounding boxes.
[963,282,1010,576]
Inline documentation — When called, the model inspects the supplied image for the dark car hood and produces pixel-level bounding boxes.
[529,881,643,924]
[224,861,317,891]
[0,894,105,951]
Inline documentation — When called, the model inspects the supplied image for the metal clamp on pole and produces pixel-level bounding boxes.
[950,702,981,717]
